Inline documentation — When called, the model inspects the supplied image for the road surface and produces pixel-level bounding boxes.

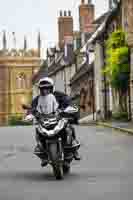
[0,125,133,200]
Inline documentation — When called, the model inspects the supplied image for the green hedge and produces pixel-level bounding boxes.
[8,115,32,126]
[112,112,128,121]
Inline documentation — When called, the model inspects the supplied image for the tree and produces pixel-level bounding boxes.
[104,29,129,112]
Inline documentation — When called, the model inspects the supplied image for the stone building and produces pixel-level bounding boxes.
[70,0,97,118]
[47,44,75,95]
[47,0,96,97]
[121,0,133,120]
[80,0,133,121]
[81,7,121,120]
[70,61,94,118]
[47,10,75,95]
[0,32,43,125]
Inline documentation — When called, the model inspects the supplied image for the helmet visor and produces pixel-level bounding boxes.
[39,81,53,89]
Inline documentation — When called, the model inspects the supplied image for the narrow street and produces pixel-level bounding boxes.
[0,125,133,200]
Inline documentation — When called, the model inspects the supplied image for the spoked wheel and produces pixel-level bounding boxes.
[52,164,64,180]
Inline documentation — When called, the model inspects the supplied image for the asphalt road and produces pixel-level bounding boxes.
[0,125,133,200]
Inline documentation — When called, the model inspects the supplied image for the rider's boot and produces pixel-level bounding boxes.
[73,150,81,160]
[41,156,48,167]
[34,143,48,167]
[72,139,81,160]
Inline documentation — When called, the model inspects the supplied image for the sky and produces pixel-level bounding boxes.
[0,0,108,57]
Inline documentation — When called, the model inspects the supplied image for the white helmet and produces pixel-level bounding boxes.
[38,77,54,89]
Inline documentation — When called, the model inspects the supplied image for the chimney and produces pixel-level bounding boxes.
[64,10,67,16]
[60,10,62,17]
[58,10,73,48]
[68,10,71,16]
[79,0,95,33]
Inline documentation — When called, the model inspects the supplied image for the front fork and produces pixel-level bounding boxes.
[58,138,64,161]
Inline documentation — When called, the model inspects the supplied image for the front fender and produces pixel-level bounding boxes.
[48,143,58,162]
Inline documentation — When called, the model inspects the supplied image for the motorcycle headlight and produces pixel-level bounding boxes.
[37,125,55,136]
[37,118,68,137]
[47,130,55,136]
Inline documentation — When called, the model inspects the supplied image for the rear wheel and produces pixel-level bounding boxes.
[53,164,63,180]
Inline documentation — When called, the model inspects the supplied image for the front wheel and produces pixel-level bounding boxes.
[52,164,63,180]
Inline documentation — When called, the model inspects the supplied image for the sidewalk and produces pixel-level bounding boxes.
[97,121,133,134]
[79,115,133,134]
[78,113,96,125]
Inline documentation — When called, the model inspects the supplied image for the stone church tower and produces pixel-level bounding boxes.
[0,31,43,125]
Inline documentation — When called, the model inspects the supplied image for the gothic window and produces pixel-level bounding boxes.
[16,73,27,89]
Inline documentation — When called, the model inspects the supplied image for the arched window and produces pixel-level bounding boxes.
[16,73,27,89]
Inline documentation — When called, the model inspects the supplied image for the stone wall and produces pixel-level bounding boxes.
[0,56,41,126]
[123,0,133,120]
[0,65,9,125]
[49,63,76,96]
[71,68,95,118]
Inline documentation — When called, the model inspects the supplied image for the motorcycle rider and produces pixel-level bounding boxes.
[28,77,80,166]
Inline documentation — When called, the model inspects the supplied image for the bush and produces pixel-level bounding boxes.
[8,115,32,126]
[103,29,130,113]
[112,112,128,121]
[104,30,129,91]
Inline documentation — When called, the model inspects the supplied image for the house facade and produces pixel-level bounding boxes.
[121,0,133,120]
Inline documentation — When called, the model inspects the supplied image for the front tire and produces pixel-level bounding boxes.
[53,164,63,180]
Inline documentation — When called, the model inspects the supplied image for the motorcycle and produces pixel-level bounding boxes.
[22,104,80,180]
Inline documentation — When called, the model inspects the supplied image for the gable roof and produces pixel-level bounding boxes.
[48,53,64,76]
[48,44,75,76]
